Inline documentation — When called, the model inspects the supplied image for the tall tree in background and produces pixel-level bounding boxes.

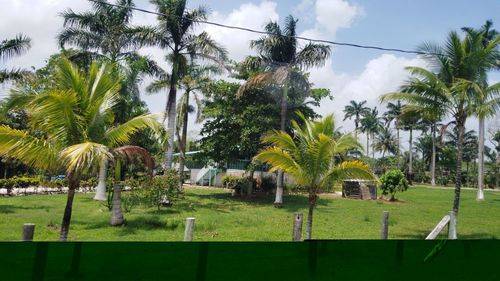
[343,100,370,138]
[255,114,374,239]
[462,21,500,200]
[239,15,330,207]
[148,63,220,186]
[139,0,227,170]
[58,0,163,200]
[382,101,403,159]
[0,34,31,83]
[373,127,398,158]
[360,107,383,158]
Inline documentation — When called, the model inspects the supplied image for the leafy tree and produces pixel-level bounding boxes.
[0,59,161,240]
[0,34,31,83]
[255,114,374,239]
[379,170,409,201]
[239,15,331,207]
[373,127,398,158]
[343,100,370,138]
[382,101,403,158]
[139,0,227,169]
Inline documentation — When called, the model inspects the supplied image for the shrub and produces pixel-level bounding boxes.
[222,175,240,189]
[379,170,409,201]
[143,169,182,210]
[0,176,41,190]
[259,176,276,193]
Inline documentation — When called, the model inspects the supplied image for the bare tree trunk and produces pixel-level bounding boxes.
[94,159,108,201]
[274,77,289,208]
[164,54,179,170]
[110,183,124,226]
[409,128,413,185]
[431,124,436,186]
[477,118,485,200]
[59,175,78,241]
[305,195,315,240]
[372,133,375,158]
[178,92,189,188]
[366,133,370,157]
[452,118,466,236]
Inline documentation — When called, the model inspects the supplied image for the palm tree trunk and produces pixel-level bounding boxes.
[409,128,413,185]
[178,92,189,188]
[110,183,124,226]
[477,118,485,200]
[452,118,466,236]
[396,126,400,167]
[274,77,289,208]
[94,158,108,201]
[305,193,316,240]
[371,133,375,158]
[496,151,500,189]
[164,55,179,170]
[431,124,437,187]
[366,133,370,157]
[59,174,78,241]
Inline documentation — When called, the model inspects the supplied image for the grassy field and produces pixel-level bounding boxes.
[0,185,499,241]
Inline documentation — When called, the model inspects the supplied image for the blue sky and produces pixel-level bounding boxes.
[1,0,500,147]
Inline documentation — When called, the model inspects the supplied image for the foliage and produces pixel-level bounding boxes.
[0,34,32,83]
[379,170,409,200]
[142,170,182,210]
[0,176,40,190]
[221,175,242,189]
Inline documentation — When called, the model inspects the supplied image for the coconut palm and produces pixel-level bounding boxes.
[238,15,330,207]
[0,34,31,83]
[360,107,383,158]
[381,30,499,232]
[254,114,374,239]
[461,22,500,200]
[58,0,164,200]
[373,127,398,158]
[382,101,403,157]
[147,63,220,185]
[343,100,370,138]
[138,0,227,170]
[0,59,162,240]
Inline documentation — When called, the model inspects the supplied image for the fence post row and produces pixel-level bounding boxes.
[22,223,35,241]
[381,211,389,239]
[292,213,304,241]
[184,218,195,241]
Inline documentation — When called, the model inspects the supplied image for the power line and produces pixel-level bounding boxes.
[88,0,432,56]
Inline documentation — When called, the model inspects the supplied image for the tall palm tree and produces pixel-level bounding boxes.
[254,114,374,239]
[239,15,330,207]
[0,34,31,83]
[382,30,499,235]
[360,107,383,158]
[147,63,219,186]
[382,101,403,157]
[58,0,164,200]
[139,0,227,170]
[373,127,398,158]
[461,21,500,200]
[0,59,162,240]
[343,100,370,138]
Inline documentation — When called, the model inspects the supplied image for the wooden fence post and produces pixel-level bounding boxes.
[22,223,35,241]
[184,218,195,241]
[381,211,389,239]
[448,211,457,239]
[292,213,303,241]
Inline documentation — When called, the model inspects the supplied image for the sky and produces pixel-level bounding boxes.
[1,0,500,151]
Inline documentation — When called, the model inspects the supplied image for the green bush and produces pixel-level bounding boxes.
[259,176,276,193]
[0,176,41,190]
[379,170,409,201]
[221,175,241,189]
[143,169,182,210]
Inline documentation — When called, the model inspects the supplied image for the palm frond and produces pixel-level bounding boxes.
[104,113,162,147]
[61,142,112,174]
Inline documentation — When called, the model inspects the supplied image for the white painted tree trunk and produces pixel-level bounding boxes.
[94,159,108,201]
[409,128,413,184]
[274,174,284,207]
[477,118,485,201]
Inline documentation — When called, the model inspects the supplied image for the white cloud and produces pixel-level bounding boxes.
[204,1,279,62]
[0,0,90,70]
[300,0,364,40]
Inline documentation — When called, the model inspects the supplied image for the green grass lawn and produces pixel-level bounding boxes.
[1,185,499,241]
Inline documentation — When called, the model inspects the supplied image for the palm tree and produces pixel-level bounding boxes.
[147,63,219,186]
[238,15,330,208]
[343,100,370,138]
[58,0,164,200]
[0,34,31,83]
[0,59,161,240]
[373,127,398,158]
[254,114,374,239]
[360,107,383,158]
[461,21,500,200]
[138,0,227,170]
[382,30,499,232]
[382,101,403,157]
